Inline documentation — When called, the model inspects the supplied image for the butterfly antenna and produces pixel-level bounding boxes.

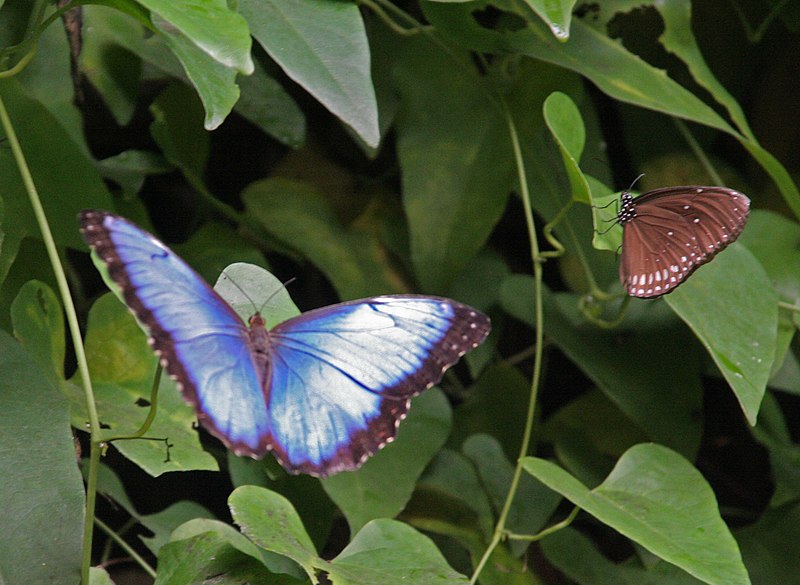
[219,269,259,314]
[257,276,297,314]
[626,173,645,193]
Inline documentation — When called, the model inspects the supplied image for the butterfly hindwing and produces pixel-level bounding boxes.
[79,211,271,454]
[266,297,490,475]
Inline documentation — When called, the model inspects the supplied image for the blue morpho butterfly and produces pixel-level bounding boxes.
[79,210,491,477]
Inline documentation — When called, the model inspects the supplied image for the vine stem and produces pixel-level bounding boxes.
[0,94,101,585]
[469,99,546,584]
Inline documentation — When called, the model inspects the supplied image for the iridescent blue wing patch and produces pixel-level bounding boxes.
[79,210,491,477]
[266,296,490,475]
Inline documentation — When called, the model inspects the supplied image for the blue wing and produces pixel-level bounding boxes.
[79,210,271,454]
[265,296,490,476]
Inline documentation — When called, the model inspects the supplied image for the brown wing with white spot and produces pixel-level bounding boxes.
[619,187,750,298]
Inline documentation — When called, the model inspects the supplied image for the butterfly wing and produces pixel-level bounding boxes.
[619,187,750,298]
[79,210,271,454]
[265,296,490,476]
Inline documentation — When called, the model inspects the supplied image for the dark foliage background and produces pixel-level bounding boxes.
[0,1,798,584]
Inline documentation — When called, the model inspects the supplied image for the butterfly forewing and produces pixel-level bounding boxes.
[79,211,272,454]
[617,186,750,298]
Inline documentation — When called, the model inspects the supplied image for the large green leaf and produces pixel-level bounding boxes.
[322,389,451,534]
[542,527,705,584]
[0,78,111,282]
[152,15,240,130]
[230,486,468,584]
[330,519,468,585]
[394,36,512,292]
[523,444,750,585]
[0,329,84,585]
[666,244,777,425]
[242,177,402,299]
[149,81,210,181]
[501,276,703,457]
[10,280,64,388]
[241,0,379,147]
[736,502,800,585]
[156,529,301,585]
[138,0,253,74]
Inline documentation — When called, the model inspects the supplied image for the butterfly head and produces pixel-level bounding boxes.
[617,191,637,224]
[248,313,269,332]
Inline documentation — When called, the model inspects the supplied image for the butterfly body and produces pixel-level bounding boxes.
[616,186,750,298]
[79,210,490,476]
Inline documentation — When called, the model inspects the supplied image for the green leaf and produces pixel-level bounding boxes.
[89,567,115,585]
[229,486,319,583]
[522,444,750,585]
[81,4,183,81]
[173,225,269,286]
[394,37,511,292]
[0,329,84,585]
[212,263,299,327]
[501,276,703,457]
[542,527,705,584]
[81,7,142,125]
[156,531,301,585]
[67,294,218,475]
[235,58,306,148]
[242,177,402,298]
[737,502,800,585]
[738,210,800,378]
[152,14,240,130]
[424,3,729,130]
[241,0,379,147]
[416,449,495,540]
[92,462,215,556]
[750,393,800,507]
[170,518,304,579]
[329,519,468,584]
[543,91,591,204]
[13,2,87,147]
[666,244,777,425]
[138,0,253,74]
[462,434,561,555]
[322,389,451,534]
[150,81,210,178]
[0,78,112,282]
[522,0,577,40]
[656,2,753,140]
[451,363,533,457]
[139,502,217,556]
[227,454,335,550]
[97,150,173,200]
[10,280,64,387]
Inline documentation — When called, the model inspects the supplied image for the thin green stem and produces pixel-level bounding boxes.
[358,0,426,36]
[470,99,546,585]
[0,95,102,585]
[101,366,162,443]
[673,118,723,185]
[95,517,157,579]
[505,507,580,542]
